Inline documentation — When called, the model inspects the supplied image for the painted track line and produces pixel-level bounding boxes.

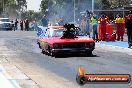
[96,41,129,49]
[0,65,21,88]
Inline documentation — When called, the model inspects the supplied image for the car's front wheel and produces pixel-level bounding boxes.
[50,51,57,57]
[48,47,57,57]
[85,51,92,56]
[37,42,41,49]
[42,49,46,54]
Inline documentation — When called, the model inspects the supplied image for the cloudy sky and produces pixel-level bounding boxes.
[27,0,42,12]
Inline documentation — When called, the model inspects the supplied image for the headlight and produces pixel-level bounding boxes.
[85,42,95,48]
[90,42,95,47]
[53,43,62,49]
[54,44,59,48]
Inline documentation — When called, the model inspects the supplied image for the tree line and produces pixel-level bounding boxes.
[0,0,26,17]
[19,0,130,22]
[40,0,130,11]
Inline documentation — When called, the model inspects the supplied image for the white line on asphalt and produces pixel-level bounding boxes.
[96,43,130,50]
[0,65,21,88]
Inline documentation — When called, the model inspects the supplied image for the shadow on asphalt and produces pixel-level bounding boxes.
[54,53,99,58]
[41,51,99,58]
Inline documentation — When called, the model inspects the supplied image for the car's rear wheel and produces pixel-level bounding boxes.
[42,49,46,54]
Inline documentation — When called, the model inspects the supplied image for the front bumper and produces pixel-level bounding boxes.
[51,48,94,53]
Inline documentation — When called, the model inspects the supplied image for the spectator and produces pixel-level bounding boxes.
[41,15,49,27]
[20,20,23,31]
[24,19,29,31]
[33,20,37,31]
[58,19,65,26]
[10,20,14,31]
[114,14,125,41]
[80,17,87,35]
[98,13,109,41]
[14,19,18,31]
[85,10,91,37]
[91,13,98,42]
[125,11,132,48]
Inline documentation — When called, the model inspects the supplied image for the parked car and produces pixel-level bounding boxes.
[0,18,13,31]
[37,24,95,57]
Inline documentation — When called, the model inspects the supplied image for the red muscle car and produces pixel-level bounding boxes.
[37,24,95,57]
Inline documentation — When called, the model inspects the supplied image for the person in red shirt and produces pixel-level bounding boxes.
[111,32,116,41]
[98,13,108,41]
[115,14,125,41]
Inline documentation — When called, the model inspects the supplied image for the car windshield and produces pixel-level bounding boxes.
[50,27,85,37]
[51,29,64,37]
[0,18,9,22]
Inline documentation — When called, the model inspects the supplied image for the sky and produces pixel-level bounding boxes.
[27,0,42,12]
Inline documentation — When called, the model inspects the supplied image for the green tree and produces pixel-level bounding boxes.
[40,0,48,13]
[22,10,42,21]
[0,0,27,13]
[40,0,74,21]
[109,0,130,9]
[95,0,130,10]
